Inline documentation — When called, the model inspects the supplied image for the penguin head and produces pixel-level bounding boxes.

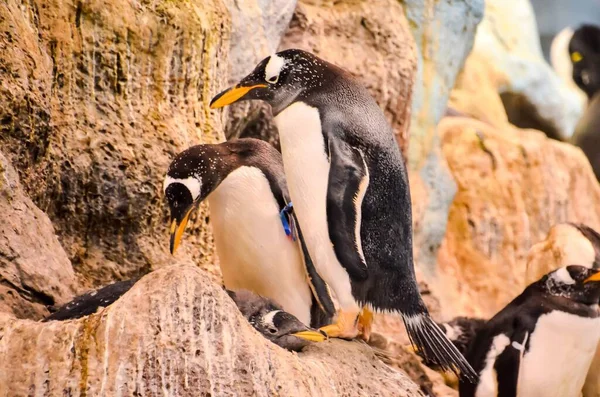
[540,265,600,305]
[227,289,326,352]
[164,139,280,254]
[569,24,600,99]
[210,49,328,114]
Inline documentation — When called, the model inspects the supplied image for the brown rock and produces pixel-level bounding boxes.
[0,152,77,319]
[525,223,600,285]
[0,0,228,289]
[0,265,423,397]
[435,116,600,318]
[233,0,417,157]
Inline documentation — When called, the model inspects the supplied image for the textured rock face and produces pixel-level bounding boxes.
[0,265,423,397]
[401,0,483,276]
[450,0,583,140]
[0,0,228,288]
[229,0,418,156]
[224,0,297,83]
[0,152,77,319]
[436,115,600,317]
[402,0,484,167]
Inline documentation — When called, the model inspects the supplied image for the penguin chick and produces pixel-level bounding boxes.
[569,24,600,100]
[227,289,327,352]
[460,265,600,397]
[164,138,335,329]
[43,278,138,321]
[210,49,477,381]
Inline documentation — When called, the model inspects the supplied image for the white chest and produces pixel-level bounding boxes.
[517,311,600,397]
[207,166,312,325]
[274,102,357,310]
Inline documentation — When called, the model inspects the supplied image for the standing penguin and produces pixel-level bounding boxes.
[459,265,600,397]
[568,24,600,181]
[164,138,334,328]
[210,49,476,379]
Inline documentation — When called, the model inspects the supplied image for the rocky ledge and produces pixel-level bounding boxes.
[0,265,422,397]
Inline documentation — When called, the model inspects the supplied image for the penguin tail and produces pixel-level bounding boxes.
[403,312,478,383]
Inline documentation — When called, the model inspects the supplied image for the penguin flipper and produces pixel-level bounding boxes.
[492,328,529,397]
[294,211,336,323]
[326,138,369,281]
[44,278,139,322]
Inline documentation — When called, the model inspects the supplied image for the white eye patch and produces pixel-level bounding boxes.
[265,54,286,84]
[551,267,576,285]
[262,310,281,328]
[163,175,202,201]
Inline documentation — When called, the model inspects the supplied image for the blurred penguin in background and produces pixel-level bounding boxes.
[563,24,600,181]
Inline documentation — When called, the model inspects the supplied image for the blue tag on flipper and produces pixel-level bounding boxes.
[280,202,297,241]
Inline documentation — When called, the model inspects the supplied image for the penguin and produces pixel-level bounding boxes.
[437,317,487,357]
[164,138,335,329]
[567,24,600,181]
[569,24,600,101]
[227,289,326,352]
[209,48,477,380]
[459,265,600,397]
[526,222,600,285]
[44,278,138,321]
[43,279,325,351]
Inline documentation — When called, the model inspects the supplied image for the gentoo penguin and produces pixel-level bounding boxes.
[569,24,600,101]
[44,278,138,321]
[43,280,325,351]
[568,24,600,181]
[164,138,334,328]
[227,289,326,351]
[437,317,487,357]
[459,265,600,397]
[210,49,476,379]
[526,222,600,285]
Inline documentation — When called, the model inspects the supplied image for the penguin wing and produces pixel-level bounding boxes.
[493,329,529,397]
[293,211,336,324]
[326,138,369,281]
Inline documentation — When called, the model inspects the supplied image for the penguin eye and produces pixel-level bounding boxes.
[266,74,279,84]
[268,327,278,334]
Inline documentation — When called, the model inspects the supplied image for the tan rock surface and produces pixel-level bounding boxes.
[0,151,77,319]
[449,0,583,140]
[0,0,229,289]
[0,265,423,397]
[436,116,600,317]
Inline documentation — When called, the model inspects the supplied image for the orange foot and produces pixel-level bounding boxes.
[319,309,360,339]
[358,306,374,342]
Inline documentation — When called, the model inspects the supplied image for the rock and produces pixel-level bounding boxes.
[223,0,297,84]
[0,265,423,397]
[435,115,600,317]
[0,0,229,288]
[221,0,296,145]
[0,152,77,319]
[449,0,583,140]
[230,0,418,157]
[402,0,483,276]
[403,0,484,166]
